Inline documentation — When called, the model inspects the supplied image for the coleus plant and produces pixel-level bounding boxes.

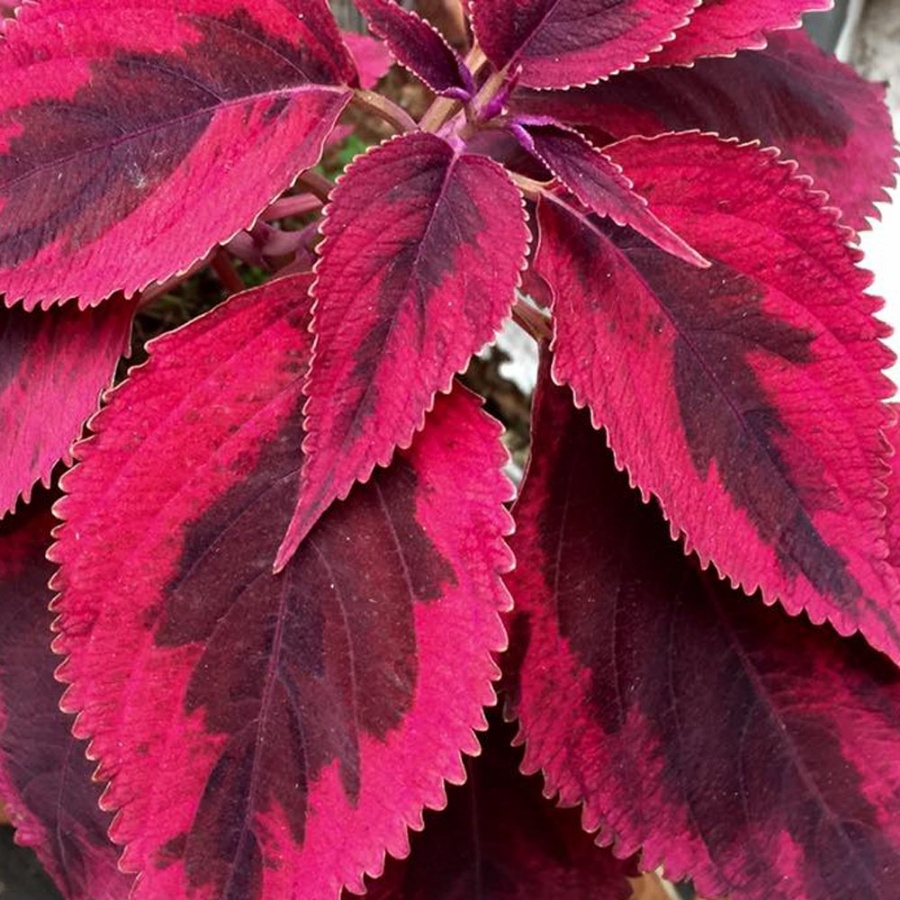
[0,0,899,896]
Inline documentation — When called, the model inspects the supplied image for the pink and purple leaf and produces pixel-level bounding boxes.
[469,0,697,88]
[355,0,474,97]
[363,715,638,899]
[276,131,528,566]
[0,0,354,308]
[0,299,133,516]
[51,276,514,899]
[0,498,131,900]
[535,130,900,660]
[507,357,900,900]
[511,30,896,232]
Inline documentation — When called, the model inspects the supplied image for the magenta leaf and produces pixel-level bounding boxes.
[277,131,527,566]
[535,131,900,661]
[506,359,900,900]
[363,715,637,899]
[0,300,133,517]
[0,497,131,900]
[342,30,394,89]
[512,30,897,232]
[51,276,514,899]
[0,0,353,309]
[355,0,473,97]
[470,0,696,89]
[513,120,705,266]
[646,0,829,67]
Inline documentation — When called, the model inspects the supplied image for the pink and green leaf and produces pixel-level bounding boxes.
[363,716,637,899]
[469,0,697,89]
[512,120,705,266]
[0,299,133,516]
[278,131,528,566]
[0,497,131,900]
[507,360,900,900]
[51,275,514,899]
[645,0,829,67]
[0,0,353,309]
[355,0,473,97]
[535,131,900,660]
[512,30,897,232]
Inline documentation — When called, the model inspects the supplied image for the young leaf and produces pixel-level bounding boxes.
[469,0,697,89]
[644,0,829,67]
[0,498,131,900]
[51,276,514,899]
[363,715,637,899]
[0,300,133,517]
[535,131,900,661]
[277,132,527,566]
[506,360,900,900]
[355,0,473,97]
[512,120,705,266]
[0,0,353,309]
[512,31,897,232]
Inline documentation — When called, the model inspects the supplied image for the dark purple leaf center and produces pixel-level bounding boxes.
[152,402,454,896]
[534,402,900,896]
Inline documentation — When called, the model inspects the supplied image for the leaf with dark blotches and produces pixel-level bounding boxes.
[512,120,704,266]
[276,131,527,567]
[0,0,353,309]
[535,130,900,661]
[51,276,514,899]
[355,0,473,97]
[469,0,696,89]
[645,0,828,67]
[362,715,637,900]
[0,300,133,517]
[506,358,900,900]
[511,30,897,232]
[0,496,131,900]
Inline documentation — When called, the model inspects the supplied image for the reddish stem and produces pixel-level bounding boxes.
[136,255,212,308]
[297,171,335,204]
[211,250,245,295]
[263,194,323,220]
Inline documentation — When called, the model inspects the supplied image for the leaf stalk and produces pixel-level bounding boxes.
[352,89,418,134]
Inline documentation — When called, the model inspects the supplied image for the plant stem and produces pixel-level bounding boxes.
[263,194,322,220]
[465,45,489,79]
[297,171,335,204]
[211,250,245,295]
[509,172,552,200]
[137,256,211,307]
[419,44,489,133]
[470,65,508,118]
[419,96,462,134]
[352,89,418,133]
[512,295,552,342]
[295,221,322,254]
